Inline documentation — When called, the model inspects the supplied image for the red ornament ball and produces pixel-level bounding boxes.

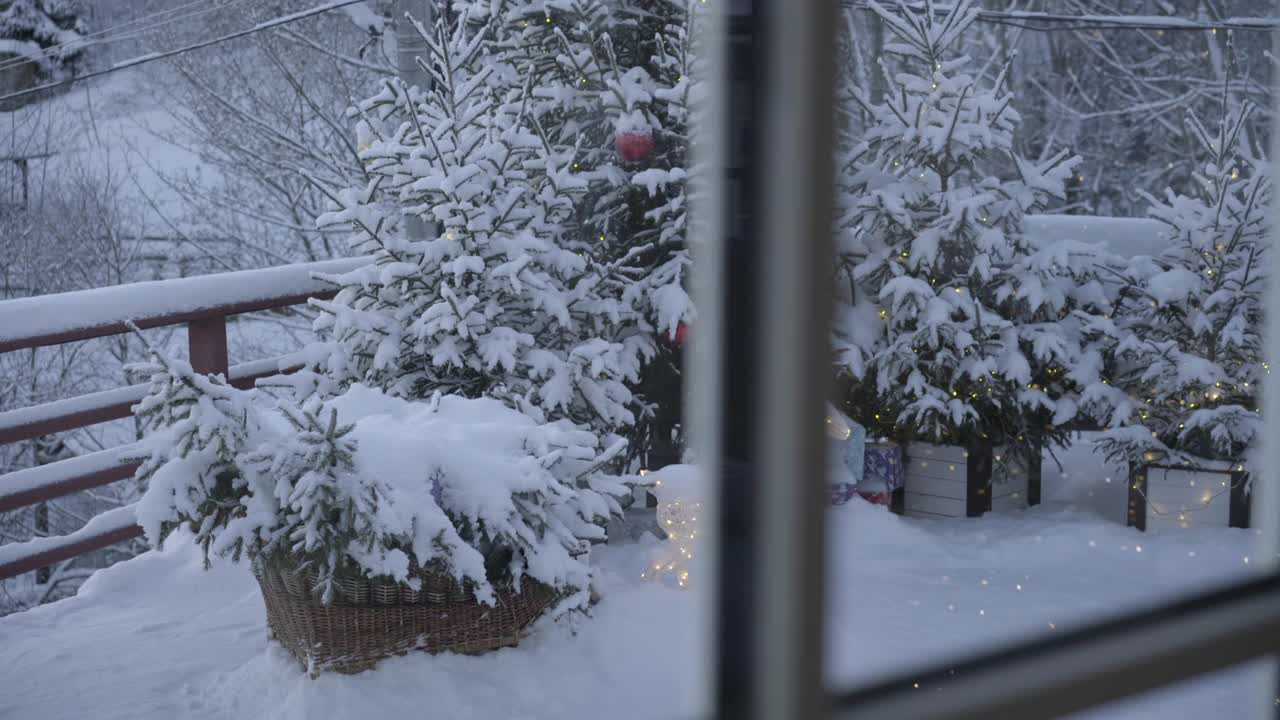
[614,130,654,162]
[674,321,689,346]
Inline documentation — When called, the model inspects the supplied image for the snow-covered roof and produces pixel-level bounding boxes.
[1025,214,1171,259]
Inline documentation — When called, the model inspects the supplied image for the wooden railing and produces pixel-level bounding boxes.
[0,257,367,581]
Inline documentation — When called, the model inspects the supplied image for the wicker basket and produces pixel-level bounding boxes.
[253,560,557,676]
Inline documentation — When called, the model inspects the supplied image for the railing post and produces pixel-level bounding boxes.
[33,501,49,583]
[187,316,229,378]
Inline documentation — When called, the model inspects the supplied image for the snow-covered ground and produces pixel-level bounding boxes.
[0,438,1265,720]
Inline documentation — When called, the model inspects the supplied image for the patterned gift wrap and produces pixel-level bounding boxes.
[830,482,858,505]
[863,442,904,494]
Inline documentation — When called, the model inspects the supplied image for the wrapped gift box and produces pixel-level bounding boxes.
[861,441,903,509]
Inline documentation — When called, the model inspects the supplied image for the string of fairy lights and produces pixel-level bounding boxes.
[642,409,852,589]
[641,495,700,589]
[1131,453,1248,526]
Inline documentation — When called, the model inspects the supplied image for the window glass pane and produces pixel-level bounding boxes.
[824,0,1277,711]
[0,2,716,718]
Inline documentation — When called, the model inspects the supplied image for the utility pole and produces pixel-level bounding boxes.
[0,151,54,210]
[396,0,434,244]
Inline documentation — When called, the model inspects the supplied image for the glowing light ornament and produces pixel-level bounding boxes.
[640,465,704,589]
[826,403,853,440]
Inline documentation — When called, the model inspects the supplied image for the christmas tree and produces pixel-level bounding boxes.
[832,0,1088,455]
[1096,100,1269,466]
[312,8,651,449]
[463,0,697,469]
[0,0,86,79]
[125,13,662,611]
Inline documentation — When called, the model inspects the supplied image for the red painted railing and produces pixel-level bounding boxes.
[0,258,367,581]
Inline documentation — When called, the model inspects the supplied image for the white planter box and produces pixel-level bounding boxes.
[902,442,1038,519]
[1128,458,1249,531]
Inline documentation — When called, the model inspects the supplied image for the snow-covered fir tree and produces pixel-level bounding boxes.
[460,0,697,468]
[243,402,382,606]
[126,348,262,565]
[129,352,636,610]
[832,0,1090,452]
[312,9,651,448]
[0,0,86,79]
[1095,101,1269,466]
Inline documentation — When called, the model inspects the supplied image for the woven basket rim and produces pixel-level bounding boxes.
[252,553,553,608]
[255,563,558,675]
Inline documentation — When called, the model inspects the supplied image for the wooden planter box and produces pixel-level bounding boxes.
[901,442,1041,519]
[1127,457,1249,531]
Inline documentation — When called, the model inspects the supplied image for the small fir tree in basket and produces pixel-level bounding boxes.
[127,11,653,668]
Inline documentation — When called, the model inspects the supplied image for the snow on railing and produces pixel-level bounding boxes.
[0,505,142,580]
[0,257,370,583]
[0,356,303,446]
[0,257,367,353]
[0,445,140,514]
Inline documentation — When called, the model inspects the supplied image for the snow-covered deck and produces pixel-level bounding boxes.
[0,444,1263,720]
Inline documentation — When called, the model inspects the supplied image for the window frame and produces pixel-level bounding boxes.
[702,4,1280,719]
